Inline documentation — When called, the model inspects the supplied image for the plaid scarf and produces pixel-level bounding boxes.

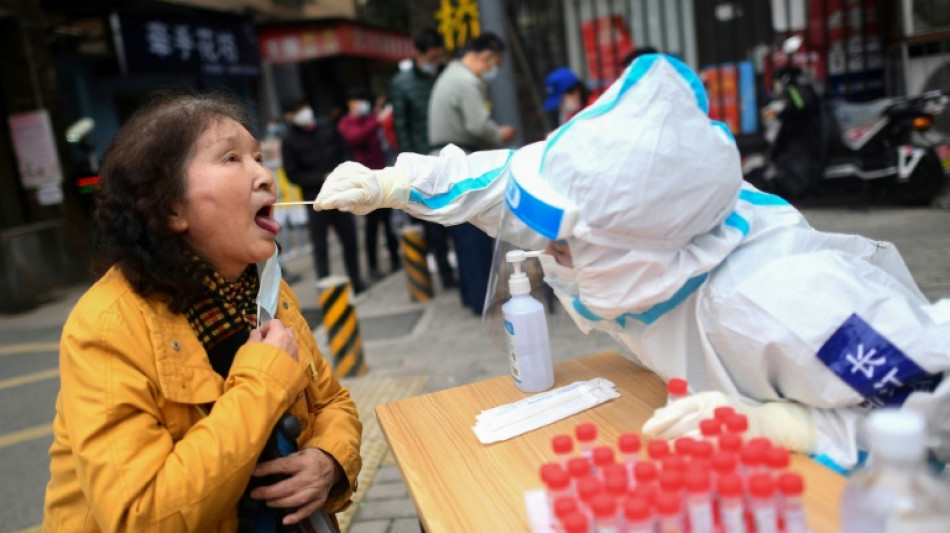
[184,258,259,353]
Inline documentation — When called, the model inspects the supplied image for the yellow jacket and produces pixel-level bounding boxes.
[43,266,362,532]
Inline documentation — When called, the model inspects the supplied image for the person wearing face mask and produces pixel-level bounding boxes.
[310,54,950,473]
[389,28,458,291]
[426,32,516,314]
[281,100,366,293]
[43,93,362,532]
[338,87,400,280]
[542,67,590,127]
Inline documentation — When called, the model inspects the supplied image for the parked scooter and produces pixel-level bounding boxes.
[744,37,949,205]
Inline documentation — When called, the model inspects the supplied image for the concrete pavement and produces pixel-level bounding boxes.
[1,206,949,532]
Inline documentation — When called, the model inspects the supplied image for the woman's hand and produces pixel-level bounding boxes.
[249,320,298,362]
[249,447,345,525]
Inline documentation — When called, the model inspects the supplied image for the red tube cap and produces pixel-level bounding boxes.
[667,377,688,396]
[575,422,597,443]
[618,433,642,454]
[552,434,574,455]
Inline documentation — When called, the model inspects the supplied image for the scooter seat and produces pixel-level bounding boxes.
[831,99,895,129]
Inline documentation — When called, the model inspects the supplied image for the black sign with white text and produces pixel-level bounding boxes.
[110,11,260,77]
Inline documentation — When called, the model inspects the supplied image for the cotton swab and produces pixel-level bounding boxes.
[272,201,316,208]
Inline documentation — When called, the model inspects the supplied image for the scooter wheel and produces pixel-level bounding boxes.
[886,149,946,206]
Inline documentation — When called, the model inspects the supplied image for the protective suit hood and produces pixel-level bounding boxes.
[508,54,746,319]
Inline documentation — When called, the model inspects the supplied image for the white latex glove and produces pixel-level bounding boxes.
[642,391,817,454]
[313,161,410,215]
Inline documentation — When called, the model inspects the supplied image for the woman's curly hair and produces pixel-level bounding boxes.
[93,91,256,313]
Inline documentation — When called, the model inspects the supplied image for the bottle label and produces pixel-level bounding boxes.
[504,320,521,383]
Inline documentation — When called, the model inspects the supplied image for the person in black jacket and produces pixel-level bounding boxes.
[282,100,366,293]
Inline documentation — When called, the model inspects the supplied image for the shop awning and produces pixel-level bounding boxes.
[258,20,414,64]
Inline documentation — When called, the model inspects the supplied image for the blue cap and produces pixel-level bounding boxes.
[543,68,581,112]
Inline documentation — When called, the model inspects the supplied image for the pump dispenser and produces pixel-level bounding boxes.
[502,250,554,392]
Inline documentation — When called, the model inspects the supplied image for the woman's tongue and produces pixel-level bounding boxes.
[255,213,280,234]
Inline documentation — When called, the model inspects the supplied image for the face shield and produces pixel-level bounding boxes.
[482,142,583,352]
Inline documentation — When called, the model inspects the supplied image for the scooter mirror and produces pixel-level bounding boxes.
[782,36,803,55]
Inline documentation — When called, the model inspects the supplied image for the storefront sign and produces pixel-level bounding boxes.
[110,11,260,76]
[435,0,481,51]
[7,110,63,190]
[259,23,414,64]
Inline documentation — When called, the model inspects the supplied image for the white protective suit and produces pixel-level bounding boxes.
[317,55,950,470]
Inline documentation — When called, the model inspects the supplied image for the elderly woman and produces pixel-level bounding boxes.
[43,93,362,532]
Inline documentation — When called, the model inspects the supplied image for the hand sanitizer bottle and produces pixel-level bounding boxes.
[502,250,554,393]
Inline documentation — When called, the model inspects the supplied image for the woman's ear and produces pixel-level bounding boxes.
[168,205,188,232]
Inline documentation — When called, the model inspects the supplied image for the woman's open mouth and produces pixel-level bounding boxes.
[254,204,280,235]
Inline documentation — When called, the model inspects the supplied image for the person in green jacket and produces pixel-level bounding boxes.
[389,28,457,289]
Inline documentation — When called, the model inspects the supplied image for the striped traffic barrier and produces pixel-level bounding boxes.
[316,276,367,378]
[400,224,434,302]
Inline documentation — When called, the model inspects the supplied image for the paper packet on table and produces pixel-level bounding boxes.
[472,378,620,444]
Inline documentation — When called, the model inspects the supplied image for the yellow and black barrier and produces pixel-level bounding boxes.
[316,276,367,378]
[400,225,434,302]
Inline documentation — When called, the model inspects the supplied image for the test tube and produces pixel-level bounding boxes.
[568,457,593,493]
[590,493,621,533]
[592,446,616,477]
[618,433,641,485]
[667,378,688,404]
[692,440,714,462]
[647,439,671,462]
[602,465,628,500]
[623,497,655,533]
[711,452,737,489]
[746,436,772,453]
[553,434,575,466]
[561,510,592,533]
[765,447,790,473]
[576,423,598,458]
[673,437,696,458]
[658,470,685,506]
[633,461,659,492]
[699,419,721,446]
[778,472,808,533]
[661,455,687,476]
[541,463,573,504]
[713,406,735,424]
[716,473,745,533]
[655,491,685,533]
[739,444,766,477]
[718,432,743,455]
[552,495,580,532]
[629,483,657,508]
[748,473,779,533]
[724,413,749,435]
[576,475,603,513]
[684,469,715,533]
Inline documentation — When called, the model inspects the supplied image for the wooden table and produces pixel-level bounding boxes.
[376,351,845,533]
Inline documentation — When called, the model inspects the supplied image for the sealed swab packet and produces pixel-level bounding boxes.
[473,378,620,444]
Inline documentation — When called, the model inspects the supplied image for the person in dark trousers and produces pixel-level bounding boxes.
[281,100,366,293]
[389,28,457,289]
[338,87,400,280]
[427,32,514,314]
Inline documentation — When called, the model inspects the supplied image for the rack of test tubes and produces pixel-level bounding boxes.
[531,383,809,533]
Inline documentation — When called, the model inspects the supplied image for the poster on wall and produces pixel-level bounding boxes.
[581,15,634,90]
[8,110,63,190]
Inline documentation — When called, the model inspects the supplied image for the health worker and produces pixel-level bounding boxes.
[312,54,950,470]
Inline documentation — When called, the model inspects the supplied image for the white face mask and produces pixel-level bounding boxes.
[355,101,371,116]
[560,94,582,117]
[482,65,499,81]
[539,252,626,336]
[292,107,315,128]
[418,62,436,75]
[257,248,282,327]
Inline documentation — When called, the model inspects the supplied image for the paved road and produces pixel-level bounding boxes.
[1,205,948,532]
